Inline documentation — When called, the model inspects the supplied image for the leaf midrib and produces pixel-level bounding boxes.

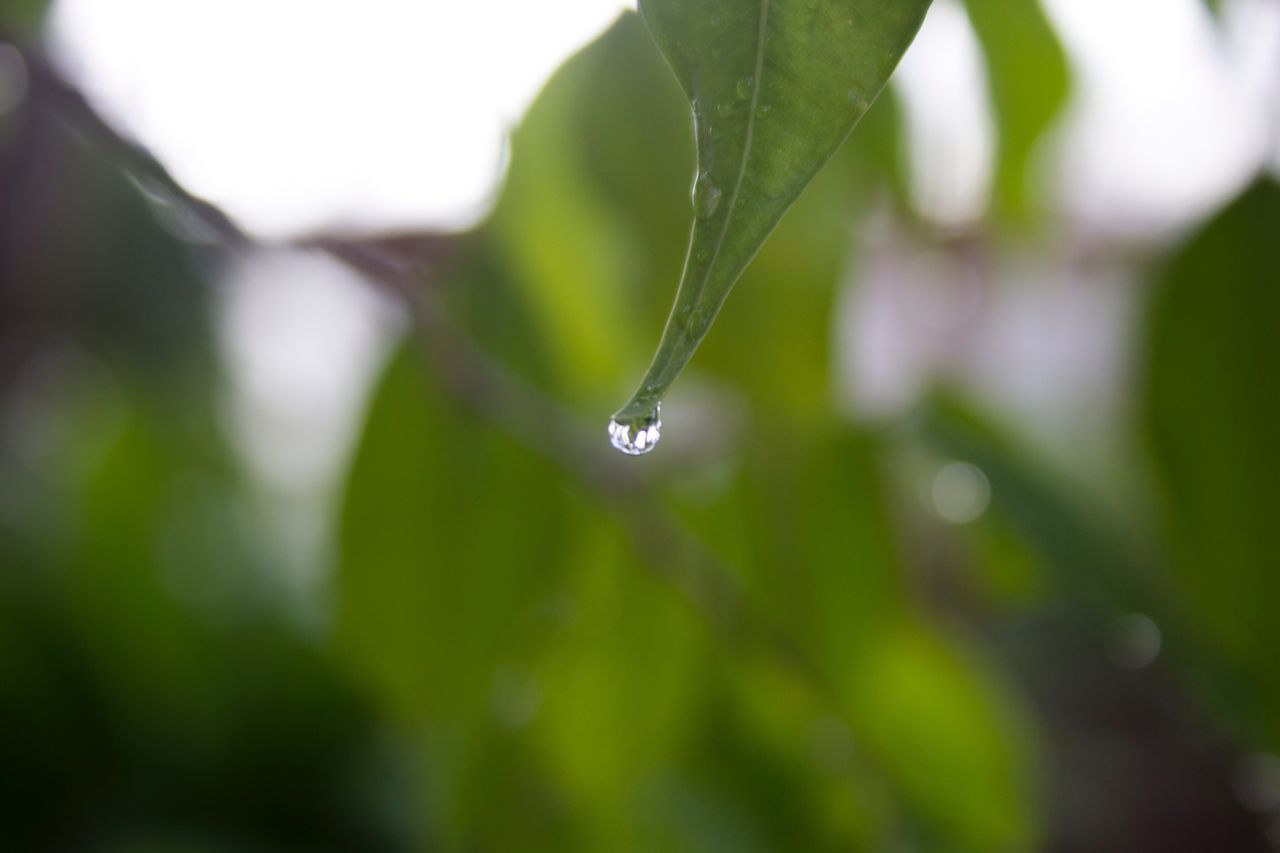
[696,0,769,306]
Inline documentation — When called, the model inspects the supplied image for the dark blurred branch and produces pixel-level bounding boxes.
[20,47,248,250]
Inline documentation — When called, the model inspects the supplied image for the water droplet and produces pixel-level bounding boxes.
[735,77,753,100]
[607,404,662,456]
[694,248,711,264]
[692,175,722,219]
[717,100,735,118]
[756,103,773,119]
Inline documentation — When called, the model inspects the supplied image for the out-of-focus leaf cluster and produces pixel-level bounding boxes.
[2,6,1278,852]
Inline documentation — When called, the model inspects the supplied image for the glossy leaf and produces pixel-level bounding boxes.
[612,0,931,434]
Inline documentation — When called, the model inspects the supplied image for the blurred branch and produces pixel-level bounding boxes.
[19,46,248,250]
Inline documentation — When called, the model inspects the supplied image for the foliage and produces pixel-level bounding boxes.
[2,3,1278,852]
[612,0,930,433]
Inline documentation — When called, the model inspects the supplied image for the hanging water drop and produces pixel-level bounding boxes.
[607,404,662,456]
[692,175,722,219]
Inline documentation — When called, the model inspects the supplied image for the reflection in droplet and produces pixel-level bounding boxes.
[1105,613,1162,670]
[607,404,662,456]
[692,175,722,219]
[930,460,990,524]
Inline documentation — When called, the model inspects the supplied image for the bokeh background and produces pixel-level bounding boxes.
[3,0,1280,850]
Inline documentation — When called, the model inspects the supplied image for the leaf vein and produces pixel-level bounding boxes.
[698,0,769,305]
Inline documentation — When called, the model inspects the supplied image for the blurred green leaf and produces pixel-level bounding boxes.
[532,523,712,847]
[611,0,930,429]
[335,348,583,846]
[486,15,691,406]
[963,0,1071,222]
[338,348,888,850]
[0,0,49,36]
[0,375,399,849]
[1141,179,1280,746]
[335,350,575,720]
[920,395,1155,614]
[848,620,1037,851]
[671,423,1039,851]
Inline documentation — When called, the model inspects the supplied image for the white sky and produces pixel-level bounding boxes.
[1042,0,1280,233]
[47,0,1279,240]
[48,0,634,239]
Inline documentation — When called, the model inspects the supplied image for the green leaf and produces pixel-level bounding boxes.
[963,0,1070,222]
[919,394,1155,615]
[612,0,931,433]
[486,14,692,406]
[335,350,575,721]
[532,522,712,845]
[669,424,1039,849]
[1141,180,1280,746]
[846,620,1038,851]
[0,0,50,35]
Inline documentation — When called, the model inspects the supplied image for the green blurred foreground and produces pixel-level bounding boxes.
[2,8,1279,852]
